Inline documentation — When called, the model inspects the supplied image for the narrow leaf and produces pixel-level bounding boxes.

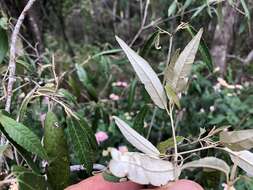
[75,64,97,100]
[225,148,253,177]
[0,111,47,159]
[44,112,70,190]
[165,84,181,109]
[186,25,213,71]
[116,36,167,109]
[0,28,8,64]
[128,79,137,110]
[113,116,160,157]
[140,31,160,58]
[109,148,174,186]
[182,157,230,178]
[220,129,253,151]
[66,116,98,173]
[168,0,177,16]
[167,29,203,93]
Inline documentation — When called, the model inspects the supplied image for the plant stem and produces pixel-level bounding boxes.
[166,103,178,179]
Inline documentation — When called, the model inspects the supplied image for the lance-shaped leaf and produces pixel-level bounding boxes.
[115,36,167,109]
[166,29,203,93]
[220,129,253,151]
[226,148,253,177]
[113,116,160,157]
[0,111,47,160]
[44,112,70,190]
[109,148,174,186]
[182,157,230,179]
[66,116,98,173]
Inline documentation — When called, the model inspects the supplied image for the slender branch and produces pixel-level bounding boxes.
[5,0,37,113]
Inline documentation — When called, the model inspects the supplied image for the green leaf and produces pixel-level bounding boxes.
[66,116,98,173]
[166,29,203,93]
[0,27,8,64]
[75,64,97,100]
[220,129,253,151]
[240,0,251,30]
[157,136,184,154]
[140,31,160,58]
[191,4,206,19]
[128,79,137,110]
[186,25,213,71]
[182,0,192,10]
[0,111,47,160]
[44,112,70,190]
[165,84,181,109]
[102,170,122,182]
[133,105,150,135]
[168,0,177,16]
[57,88,77,104]
[12,166,49,190]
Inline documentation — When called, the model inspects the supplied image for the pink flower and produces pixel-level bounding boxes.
[112,81,128,88]
[118,146,128,153]
[95,131,108,144]
[109,93,120,101]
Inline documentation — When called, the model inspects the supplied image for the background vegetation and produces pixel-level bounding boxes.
[0,0,253,189]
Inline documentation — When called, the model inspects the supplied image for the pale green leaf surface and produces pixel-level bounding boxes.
[113,116,160,157]
[182,157,230,178]
[109,148,174,186]
[116,36,167,109]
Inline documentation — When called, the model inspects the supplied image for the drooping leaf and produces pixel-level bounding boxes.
[66,116,98,173]
[182,157,230,179]
[116,36,167,109]
[220,129,253,151]
[109,148,174,186]
[0,27,8,64]
[166,29,203,93]
[186,25,213,71]
[165,84,181,109]
[157,136,184,154]
[0,124,40,173]
[133,105,150,135]
[75,64,97,100]
[113,116,160,157]
[140,31,160,58]
[44,112,70,190]
[12,166,49,190]
[225,148,253,177]
[128,79,137,110]
[0,111,47,160]
[168,0,177,16]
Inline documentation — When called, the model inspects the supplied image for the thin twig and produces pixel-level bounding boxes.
[5,0,37,113]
